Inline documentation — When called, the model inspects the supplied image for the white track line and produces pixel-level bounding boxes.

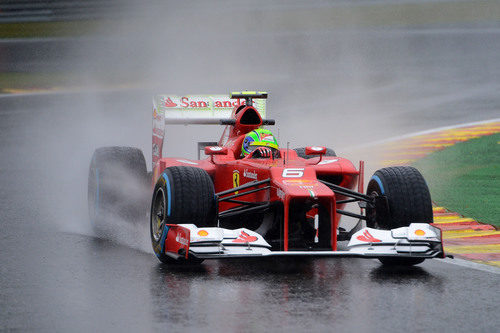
[347,117,500,150]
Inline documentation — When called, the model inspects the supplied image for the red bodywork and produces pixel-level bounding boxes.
[152,104,360,251]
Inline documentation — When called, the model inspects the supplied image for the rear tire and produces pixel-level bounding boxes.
[294,147,336,159]
[150,166,215,264]
[365,166,432,266]
[88,146,148,233]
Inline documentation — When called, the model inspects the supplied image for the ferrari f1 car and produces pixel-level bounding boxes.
[88,92,445,266]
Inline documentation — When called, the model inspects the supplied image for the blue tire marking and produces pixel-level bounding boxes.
[159,171,172,255]
[159,225,170,256]
[162,172,171,217]
[371,175,385,194]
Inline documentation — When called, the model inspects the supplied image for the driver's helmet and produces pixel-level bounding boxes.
[241,128,279,157]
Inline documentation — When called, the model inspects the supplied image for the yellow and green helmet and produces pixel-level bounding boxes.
[241,128,279,156]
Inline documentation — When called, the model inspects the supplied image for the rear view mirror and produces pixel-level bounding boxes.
[305,146,326,156]
[204,146,228,155]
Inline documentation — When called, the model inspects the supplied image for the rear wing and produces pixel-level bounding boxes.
[152,94,267,168]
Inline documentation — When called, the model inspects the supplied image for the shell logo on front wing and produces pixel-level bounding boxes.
[415,229,426,236]
[197,230,209,237]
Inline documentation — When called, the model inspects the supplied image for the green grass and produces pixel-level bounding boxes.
[413,133,500,227]
[0,20,111,38]
[0,71,140,93]
[0,72,72,92]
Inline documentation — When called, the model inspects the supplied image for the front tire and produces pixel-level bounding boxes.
[366,166,433,229]
[150,166,216,264]
[365,166,432,266]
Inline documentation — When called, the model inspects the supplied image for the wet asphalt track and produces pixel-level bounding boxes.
[2,10,500,333]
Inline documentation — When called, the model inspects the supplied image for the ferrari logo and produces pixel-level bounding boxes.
[233,170,240,194]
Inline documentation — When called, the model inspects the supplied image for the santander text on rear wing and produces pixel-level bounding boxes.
[152,94,267,168]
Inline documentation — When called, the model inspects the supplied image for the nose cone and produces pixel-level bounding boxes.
[270,167,334,200]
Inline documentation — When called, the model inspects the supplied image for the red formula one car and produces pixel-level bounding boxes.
[88,92,445,266]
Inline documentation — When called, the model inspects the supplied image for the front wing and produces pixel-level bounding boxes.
[163,223,444,261]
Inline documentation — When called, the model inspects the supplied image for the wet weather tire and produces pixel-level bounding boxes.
[150,166,215,264]
[88,146,149,233]
[366,166,433,229]
[366,166,432,266]
[294,147,336,159]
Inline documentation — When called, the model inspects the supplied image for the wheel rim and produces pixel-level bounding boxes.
[152,187,166,242]
[367,191,380,229]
